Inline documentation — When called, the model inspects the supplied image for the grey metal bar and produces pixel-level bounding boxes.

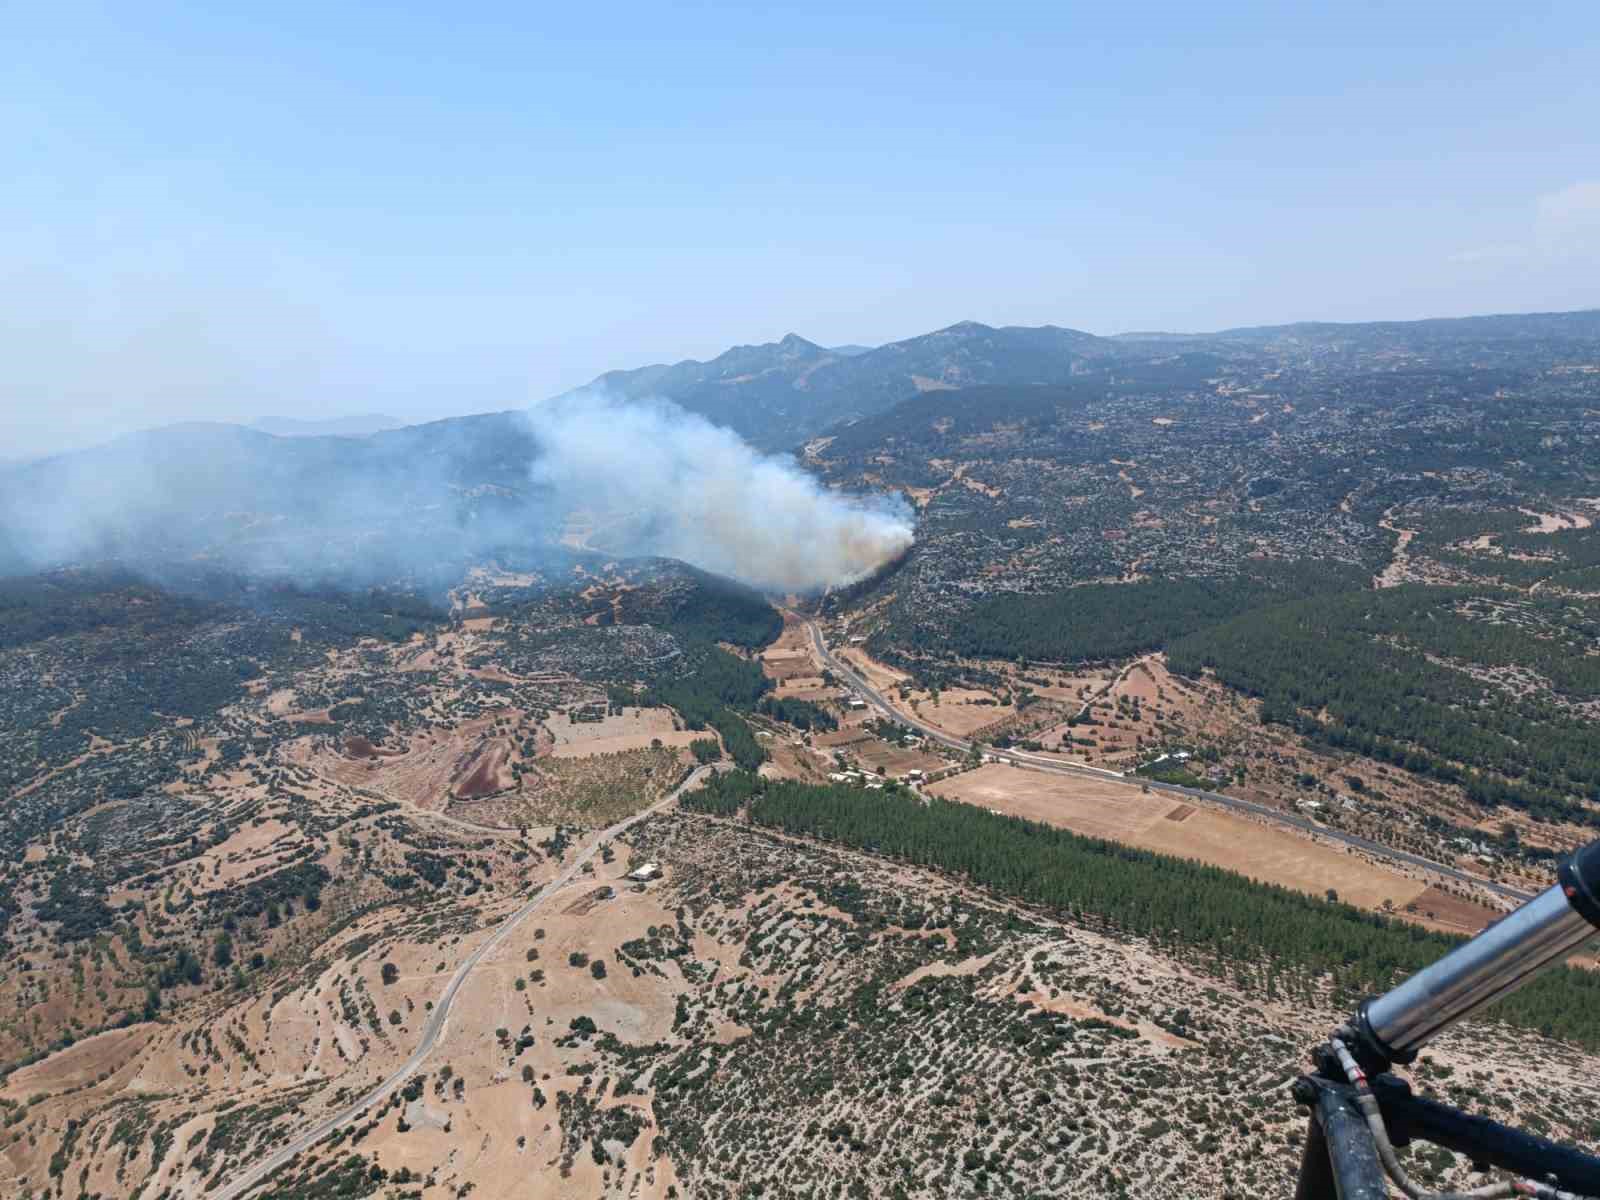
[1373,1073,1600,1195]
[1295,1110,1340,1200]
[1314,1085,1391,1200]
[1363,883,1594,1062]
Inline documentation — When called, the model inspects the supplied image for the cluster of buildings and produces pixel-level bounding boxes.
[827,766,925,791]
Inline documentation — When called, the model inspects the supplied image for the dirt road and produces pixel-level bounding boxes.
[1071,653,1160,722]
[807,620,1531,904]
[213,763,723,1200]
[1374,505,1418,589]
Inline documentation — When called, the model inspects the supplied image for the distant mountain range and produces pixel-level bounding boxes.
[251,413,405,438]
[577,309,1600,449]
[5,307,1599,581]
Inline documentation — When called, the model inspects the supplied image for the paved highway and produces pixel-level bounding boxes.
[806,621,1533,905]
[214,764,721,1200]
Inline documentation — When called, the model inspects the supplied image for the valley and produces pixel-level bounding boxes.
[5,310,1600,1198]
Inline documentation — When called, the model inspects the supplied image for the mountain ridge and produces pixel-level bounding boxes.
[8,306,1600,582]
[252,413,405,438]
[575,308,1600,448]
[580,319,1117,448]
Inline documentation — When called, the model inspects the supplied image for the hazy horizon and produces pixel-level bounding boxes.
[10,302,1600,464]
[5,1,1598,458]
[6,300,1593,464]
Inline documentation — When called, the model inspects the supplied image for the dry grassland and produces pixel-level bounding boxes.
[542,706,678,749]
[852,740,948,777]
[1405,885,1504,936]
[932,763,1430,912]
[549,732,702,758]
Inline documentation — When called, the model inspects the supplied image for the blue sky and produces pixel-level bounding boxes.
[3,1,1598,455]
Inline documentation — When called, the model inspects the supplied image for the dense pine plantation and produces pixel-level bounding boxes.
[1167,585,1600,826]
[596,573,787,773]
[951,579,1277,663]
[869,557,1371,685]
[683,772,1600,1049]
[624,646,772,771]
[939,570,1361,665]
[757,695,838,732]
[614,565,784,650]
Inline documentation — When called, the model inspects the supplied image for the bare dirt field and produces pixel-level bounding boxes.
[1032,657,1228,765]
[287,715,507,812]
[773,678,837,700]
[932,763,1429,912]
[852,741,948,778]
[543,706,678,750]
[931,765,1161,840]
[767,629,838,697]
[1404,885,1502,936]
[759,649,817,682]
[455,740,513,797]
[814,727,873,749]
[908,688,1015,736]
[549,731,702,758]
[1136,805,1427,912]
[2,1024,153,1098]
[1520,507,1592,533]
[836,645,909,693]
[757,739,829,782]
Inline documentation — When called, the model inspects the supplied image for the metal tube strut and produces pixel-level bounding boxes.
[1372,1074,1600,1196]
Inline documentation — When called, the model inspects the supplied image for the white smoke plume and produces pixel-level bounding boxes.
[526,392,913,593]
[0,394,915,598]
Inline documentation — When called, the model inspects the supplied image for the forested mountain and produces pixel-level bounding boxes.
[11,309,1597,584]
[793,307,1600,884]
[582,321,1119,448]
[805,308,1600,661]
[577,309,1600,450]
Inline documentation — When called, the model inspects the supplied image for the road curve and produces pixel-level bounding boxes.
[214,764,721,1200]
[807,621,1533,905]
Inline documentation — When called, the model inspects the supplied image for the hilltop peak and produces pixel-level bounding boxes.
[582,318,1122,448]
[935,320,996,335]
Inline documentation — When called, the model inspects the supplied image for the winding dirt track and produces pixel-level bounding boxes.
[213,764,721,1200]
[217,617,1533,1195]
